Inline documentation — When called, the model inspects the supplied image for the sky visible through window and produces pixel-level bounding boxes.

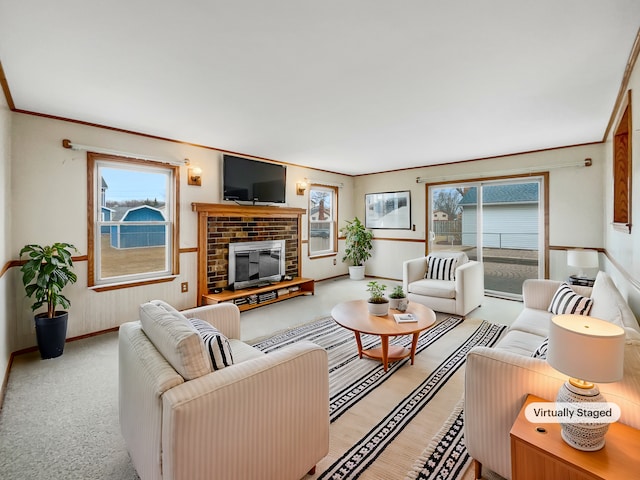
[101,167,167,203]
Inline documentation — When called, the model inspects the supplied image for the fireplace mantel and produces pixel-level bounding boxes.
[192,203,306,304]
[192,203,305,218]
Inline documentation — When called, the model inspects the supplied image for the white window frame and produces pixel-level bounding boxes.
[88,154,179,290]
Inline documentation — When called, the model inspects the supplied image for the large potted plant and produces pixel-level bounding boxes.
[340,217,374,280]
[20,242,78,359]
[366,281,389,316]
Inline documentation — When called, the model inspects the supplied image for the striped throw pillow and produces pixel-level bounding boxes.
[532,337,548,359]
[548,282,593,315]
[425,255,458,281]
[189,318,234,371]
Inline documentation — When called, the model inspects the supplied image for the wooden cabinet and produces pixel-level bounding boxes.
[510,395,640,480]
[201,277,314,312]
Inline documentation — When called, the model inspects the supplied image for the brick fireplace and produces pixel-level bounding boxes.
[192,204,306,302]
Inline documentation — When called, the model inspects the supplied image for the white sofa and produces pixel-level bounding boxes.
[464,271,640,479]
[119,301,329,480]
[403,251,484,317]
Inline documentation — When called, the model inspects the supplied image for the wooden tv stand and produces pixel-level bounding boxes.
[201,277,315,312]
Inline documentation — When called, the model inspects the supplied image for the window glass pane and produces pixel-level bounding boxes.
[309,186,335,255]
[430,186,467,253]
[481,181,539,296]
[429,178,544,300]
[97,163,171,282]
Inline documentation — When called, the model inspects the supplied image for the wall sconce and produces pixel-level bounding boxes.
[296,180,307,195]
[188,167,202,186]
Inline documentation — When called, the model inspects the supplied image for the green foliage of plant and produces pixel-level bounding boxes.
[366,281,388,304]
[389,285,406,299]
[340,217,374,266]
[20,243,78,318]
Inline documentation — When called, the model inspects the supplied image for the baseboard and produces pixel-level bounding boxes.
[0,351,18,412]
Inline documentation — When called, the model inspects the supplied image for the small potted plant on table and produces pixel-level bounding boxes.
[366,280,389,316]
[20,242,78,359]
[388,285,407,310]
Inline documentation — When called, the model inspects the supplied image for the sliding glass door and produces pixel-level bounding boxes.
[429,177,544,299]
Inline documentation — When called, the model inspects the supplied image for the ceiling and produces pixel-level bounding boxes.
[1,1,639,175]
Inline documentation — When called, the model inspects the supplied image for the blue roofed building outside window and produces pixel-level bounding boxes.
[89,156,177,287]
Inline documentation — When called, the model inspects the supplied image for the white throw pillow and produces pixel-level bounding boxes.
[589,271,633,331]
[189,318,234,370]
[139,301,211,380]
[425,255,458,281]
[548,282,593,315]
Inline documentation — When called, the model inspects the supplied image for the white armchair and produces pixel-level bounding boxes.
[119,301,329,480]
[402,251,484,317]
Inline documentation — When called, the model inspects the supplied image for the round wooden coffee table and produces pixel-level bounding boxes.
[331,300,436,371]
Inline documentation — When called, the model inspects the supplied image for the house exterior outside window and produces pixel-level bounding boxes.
[87,154,179,289]
[308,185,337,257]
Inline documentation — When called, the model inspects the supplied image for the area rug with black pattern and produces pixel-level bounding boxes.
[251,315,507,480]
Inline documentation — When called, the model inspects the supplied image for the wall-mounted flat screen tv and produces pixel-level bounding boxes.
[223,155,287,204]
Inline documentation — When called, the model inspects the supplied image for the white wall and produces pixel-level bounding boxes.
[288,164,355,280]
[603,57,640,315]
[0,92,12,377]
[354,143,606,280]
[8,113,351,352]
[6,62,640,354]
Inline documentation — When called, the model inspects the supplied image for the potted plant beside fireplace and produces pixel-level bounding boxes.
[340,217,374,280]
[19,242,78,359]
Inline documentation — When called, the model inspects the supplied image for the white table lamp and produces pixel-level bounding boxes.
[567,249,599,278]
[547,314,625,451]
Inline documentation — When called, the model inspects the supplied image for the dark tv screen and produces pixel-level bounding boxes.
[223,155,287,203]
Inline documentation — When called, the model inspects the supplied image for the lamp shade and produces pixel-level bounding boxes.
[567,249,599,269]
[547,315,625,383]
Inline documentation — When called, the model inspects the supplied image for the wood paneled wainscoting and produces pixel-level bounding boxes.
[192,203,308,306]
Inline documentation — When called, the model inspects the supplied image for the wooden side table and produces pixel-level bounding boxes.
[510,394,640,479]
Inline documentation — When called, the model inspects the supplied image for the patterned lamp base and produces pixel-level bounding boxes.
[556,380,609,451]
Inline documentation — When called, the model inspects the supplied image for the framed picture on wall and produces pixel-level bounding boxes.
[365,191,411,229]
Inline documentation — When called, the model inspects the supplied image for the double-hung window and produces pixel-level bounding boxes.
[308,185,337,256]
[88,154,179,289]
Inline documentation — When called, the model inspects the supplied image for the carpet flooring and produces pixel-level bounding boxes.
[0,315,506,480]
[0,333,138,480]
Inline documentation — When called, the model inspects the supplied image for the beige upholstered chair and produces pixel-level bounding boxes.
[119,301,329,480]
[402,251,484,317]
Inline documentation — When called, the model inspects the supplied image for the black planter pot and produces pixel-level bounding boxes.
[34,311,68,359]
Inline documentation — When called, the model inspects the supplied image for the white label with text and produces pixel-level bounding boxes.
[524,402,621,423]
